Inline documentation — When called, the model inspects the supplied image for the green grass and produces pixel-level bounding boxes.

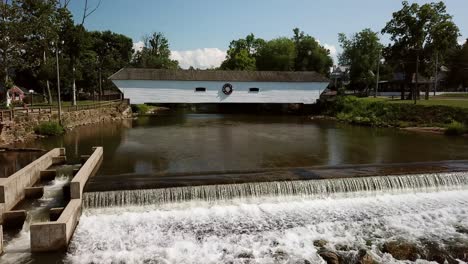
[324,96,468,128]
[445,121,466,136]
[34,122,64,136]
[360,97,468,109]
[435,93,468,98]
[131,104,150,114]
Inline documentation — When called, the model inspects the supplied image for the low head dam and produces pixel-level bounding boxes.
[110,68,329,105]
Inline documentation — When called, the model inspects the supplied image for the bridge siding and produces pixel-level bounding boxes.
[112,80,326,104]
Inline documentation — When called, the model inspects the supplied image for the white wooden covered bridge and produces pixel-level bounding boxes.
[109,68,329,104]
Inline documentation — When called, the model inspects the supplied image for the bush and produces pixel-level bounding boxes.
[131,104,150,115]
[34,122,64,136]
[326,96,468,128]
[445,121,466,136]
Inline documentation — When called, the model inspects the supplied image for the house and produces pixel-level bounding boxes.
[109,68,329,104]
[330,65,350,88]
[7,85,29,103]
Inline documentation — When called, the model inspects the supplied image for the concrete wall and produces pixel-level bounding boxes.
[30,200,81,252]
[30,147,103,252]
[0,102,131,146]
[70,147,103,199]
[0,148,64,221]
[113,80,328,104]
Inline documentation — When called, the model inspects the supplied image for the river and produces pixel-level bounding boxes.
[1,112,468,263]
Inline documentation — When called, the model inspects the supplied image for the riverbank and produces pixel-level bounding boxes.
[0,102,132,147]
[319,96,468,136]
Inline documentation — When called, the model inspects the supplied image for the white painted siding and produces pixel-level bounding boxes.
[113,80,327,104]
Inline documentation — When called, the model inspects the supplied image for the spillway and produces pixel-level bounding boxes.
[65,172,468,264]
[83,172,468,208]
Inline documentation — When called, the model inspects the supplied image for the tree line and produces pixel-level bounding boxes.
[337,1,467,97]
[219,29,333,75]
[0,0,180,105]
[1,0,467,105]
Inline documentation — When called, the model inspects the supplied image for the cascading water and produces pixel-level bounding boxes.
[83,172,468,208]
[0,166,76,264]
[65,172,468,263]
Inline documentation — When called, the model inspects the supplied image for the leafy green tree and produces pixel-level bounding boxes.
[256,37,296,71]
[293,28,333,75]
[132,32,179,69]
[448,40,468,89]
[338,29,383,92]
[15,0,73,103]
[220,33,265,70]
[382,1,460,99]
[87,30,133,97]
[0,0,23,85]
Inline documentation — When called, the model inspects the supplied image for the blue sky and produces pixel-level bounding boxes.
[68,0,467,69]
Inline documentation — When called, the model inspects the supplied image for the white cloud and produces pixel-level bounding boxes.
[458,37,466,45]
[170,48,227,69]
[317,40,339,64]
[323,43,338,63]
[133,41,144,53]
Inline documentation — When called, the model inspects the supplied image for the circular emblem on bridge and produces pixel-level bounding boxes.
[222,83,233,95]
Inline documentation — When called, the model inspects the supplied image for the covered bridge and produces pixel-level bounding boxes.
[109,68,329,104]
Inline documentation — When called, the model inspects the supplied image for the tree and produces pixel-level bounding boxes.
[15,0,73,103]
[382,1,460,100]
[88,30,133,97]
[256,37,296,71]
[448,40,468,89]
[293,28,333,75]
[220,33,265,70]
[338,29,383,92]
[0,0,23,85]
[132,32,179,69]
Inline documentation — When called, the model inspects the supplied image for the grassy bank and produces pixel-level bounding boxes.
[322,96,468,135]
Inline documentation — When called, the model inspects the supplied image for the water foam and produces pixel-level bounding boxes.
[68,189,468,264]
[83,172,468,208]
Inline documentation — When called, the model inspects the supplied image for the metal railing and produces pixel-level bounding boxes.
[0,99,127,122]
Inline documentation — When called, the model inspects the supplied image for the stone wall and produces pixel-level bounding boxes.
[0,103,131,146]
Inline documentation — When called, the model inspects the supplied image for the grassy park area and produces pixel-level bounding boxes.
[360,97,468,109]
[324,96,468,135]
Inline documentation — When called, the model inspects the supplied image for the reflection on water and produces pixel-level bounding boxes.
[10,112,468,188]
[0,152,43,178]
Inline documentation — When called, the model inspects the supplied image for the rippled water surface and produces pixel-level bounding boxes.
[68,190,468,264]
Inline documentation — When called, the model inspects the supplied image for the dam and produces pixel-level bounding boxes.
[0,113,467,263]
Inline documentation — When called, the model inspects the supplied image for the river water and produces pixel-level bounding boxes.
[2,112,468,263]
[18,113,468,181]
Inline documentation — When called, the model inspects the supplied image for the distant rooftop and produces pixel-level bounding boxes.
[109,68,329,83]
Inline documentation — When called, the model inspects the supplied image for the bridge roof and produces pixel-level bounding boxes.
[109,68,329,83]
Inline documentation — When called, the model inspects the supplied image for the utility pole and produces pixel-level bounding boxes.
[54,41,62,125]
[374,49,381,98]
[433,52,438,97]
[72,66,76,106]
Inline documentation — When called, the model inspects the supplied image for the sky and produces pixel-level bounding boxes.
[68,0,468,69]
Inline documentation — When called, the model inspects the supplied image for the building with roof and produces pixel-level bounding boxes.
[109,68,329,104]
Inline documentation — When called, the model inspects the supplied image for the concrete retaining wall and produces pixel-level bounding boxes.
[30,200,81,252]
[30,147,102,252]
[70,147,103,199]
[0,148,64,222]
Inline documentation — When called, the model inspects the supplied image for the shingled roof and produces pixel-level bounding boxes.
[109,68,329,83]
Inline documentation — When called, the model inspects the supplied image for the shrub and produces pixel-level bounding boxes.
[445,121,466,136]
[34,122,64,136]
[131,104,150,115]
